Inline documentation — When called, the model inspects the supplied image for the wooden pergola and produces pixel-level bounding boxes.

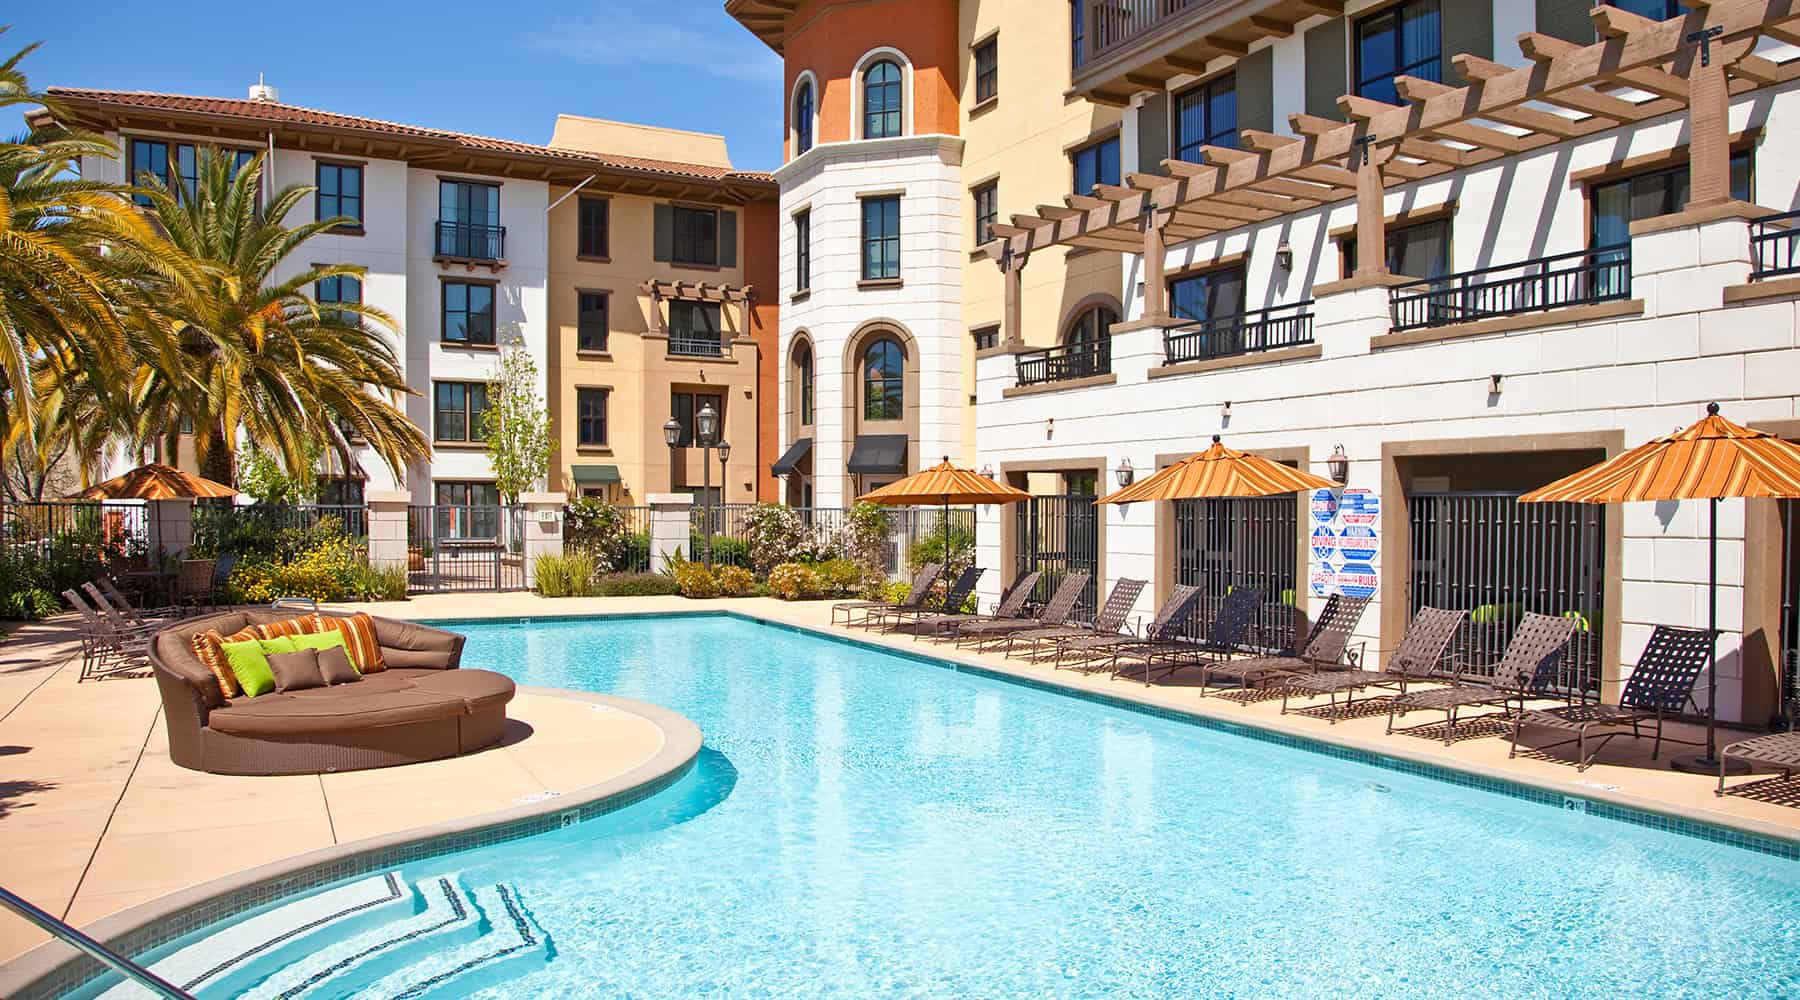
[982,1,1800,342]
[640,280,757,336]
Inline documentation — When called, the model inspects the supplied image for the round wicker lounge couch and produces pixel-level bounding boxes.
[149,609,514,776]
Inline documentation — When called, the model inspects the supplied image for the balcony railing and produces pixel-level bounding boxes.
[1164,301,1314,365]
[1016,337,1111,387]
[1086,0,1206,64]
[1389,245,1631,333]
[434,221,506,261]
[1752,210,1800,280]
[668,332,726,358]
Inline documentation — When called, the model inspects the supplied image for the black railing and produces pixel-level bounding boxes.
[668,332,726,357]
[1016,337,1111,387]
[434,220,506,261]
[1752,210,1800,280]
[1164,301,1314,365]
[1085,0,1205,64]
[1389,245,1630,333]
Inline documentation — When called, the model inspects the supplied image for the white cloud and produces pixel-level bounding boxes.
[524,12,781,85]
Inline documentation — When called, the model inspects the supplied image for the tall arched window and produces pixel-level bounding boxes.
[797,343,815,425]
[862,338,904,420]
[1065,304,1117,346]
[1064,305,1117,378]
[863,60,902,139]
[794,80,814,154]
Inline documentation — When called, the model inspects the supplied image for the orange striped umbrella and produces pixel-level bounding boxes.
[857,459,1030,507]
[71,463,237,500]
[1095,436,1335,504]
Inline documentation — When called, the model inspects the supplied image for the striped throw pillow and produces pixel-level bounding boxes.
[307,612,386,673]
[254,616,320,642]
[191,625,263,699]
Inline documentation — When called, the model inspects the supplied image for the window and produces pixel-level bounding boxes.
[1589,151,1752,249]
[795,80,814,154]
[797,344,815,425]
[129,140,254,205]
[316,162,363,226]
[973,182,999,245]
[671,390,725,447]
[862,196,901,281]
[434,381,491,443]
[1355,0,1441,106]
[1070,0,1085,72]
[862,338,904,421]
[974,37,998,104]
[972,326,999,351]
[864,59,903,138]
[1615,0,1680,18]
[577,291,608,352]
[1065,305,1117,346]
[316,274,362,325]
[434,481,499,539]
[442,281,496,345]
[576,388,609,446]
[672,205,719,266]
[794,210,812,292]
[669,301,724,356]
[1175,74,1238,163]
[1170,266,1247,323]
[439,179,501,259]
[1071,136,1121,194]
[316,477,364,506]
[1342,217,1452,279]
[578,197,609,258]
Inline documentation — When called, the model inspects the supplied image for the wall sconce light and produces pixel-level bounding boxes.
[1221,400,1233,419]
[1114,457,1135,487]
[1275,241,1293,272]
[1046,417,1055,438]
[980,464,996,479]
[1328,444,1350,485]
[1488,373,1505,395]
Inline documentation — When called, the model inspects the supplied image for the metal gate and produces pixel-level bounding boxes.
[1174,496,1299,652]
[1015,494,1099,617]
[1407,492,1604,697]
[406,504,527,593]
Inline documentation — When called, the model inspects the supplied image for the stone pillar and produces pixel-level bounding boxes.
[365,490,411,573]
[518,491,567,588]
[646,492,693,574]
[1001,249,1028,349]
[145,498,194,561]
[1352,140,1388,278]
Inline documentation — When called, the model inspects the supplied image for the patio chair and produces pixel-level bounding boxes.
[1004,577,1148,660]
[952,572,1091,649]
[94,577,181,627]
[62,588,157,681]
[832,562,942,627]
[1197,593,1372,696]
[1109,586,1260,684]
[910,570,1042,640]
[1051,583,1207,674]
[176,558,219,610]
[1280,607,1468,721]
[1718,731,1800,797]
[1386,612,1579,745]
[870,566,985,631]
[1510,624,1715,770]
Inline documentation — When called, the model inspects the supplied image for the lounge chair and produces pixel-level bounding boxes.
[83,581,176,630]
[869,566,985,631]
[1003,577,1148,660]
[831,562,942,627]
[1051,583,1202,672]
[1197,593,1371,696]
[1719,731,1800,797]
[97,577,180,624]
[910,570,1042,640]
[1107,587,1259,683]
[1510,624,1715,770]
[952,572,1091,649]
[62,587,157,681]
[1386,612,1579,745]
[1280,607,1467,721]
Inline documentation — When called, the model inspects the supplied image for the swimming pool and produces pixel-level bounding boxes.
[78,614,1800,998]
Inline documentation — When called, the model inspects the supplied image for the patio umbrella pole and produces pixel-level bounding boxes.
[1673,497,1746,774]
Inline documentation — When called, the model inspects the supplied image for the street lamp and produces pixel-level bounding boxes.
[694,402,722,570]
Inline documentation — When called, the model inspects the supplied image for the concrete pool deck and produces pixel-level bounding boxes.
[2,592,1797,971]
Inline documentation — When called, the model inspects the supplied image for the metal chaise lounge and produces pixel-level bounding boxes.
[869,566,985,631]
[1004,577,1148,660]
[1386,612,1579,745]
[83,581,177,631]
[97,577,182,625]
[63,587,158,681]
[1719,731,1800,797]
[911,570,1042,640]
[1510,624,1715,771]
[952,572,1090,649]
[1197,594,1371,697]
[1108,587,1262,683]
[1054,584,1205,673]
[832,562,942,628]
[1280,607,1468,721]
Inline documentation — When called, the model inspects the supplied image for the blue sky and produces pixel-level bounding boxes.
[9,0,787,171]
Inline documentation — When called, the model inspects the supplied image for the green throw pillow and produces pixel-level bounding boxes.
[220,639,278,698]
[290,630,351,663]
[257,635,300,656]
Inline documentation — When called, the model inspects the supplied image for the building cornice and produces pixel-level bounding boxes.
[774,134,966,185]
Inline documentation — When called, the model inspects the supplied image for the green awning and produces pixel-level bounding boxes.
[571,464,622,484]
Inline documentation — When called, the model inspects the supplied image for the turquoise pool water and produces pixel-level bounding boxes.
[102,615,1800,997]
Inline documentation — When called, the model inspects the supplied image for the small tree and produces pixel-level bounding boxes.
[482,341,553,504]
[236,441,322,505]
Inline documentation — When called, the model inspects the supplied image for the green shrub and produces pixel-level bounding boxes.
[535,552,598,598]
[768,562,823,600]
[740,503,806,577]
[715,565,755,597]
[225,531,368,604]
[688,533,750,569]
[565,498,638,572]
[673,562,719,598]
[1,587,60,620]
[844,502,890,575]
[815,558,868,596]
[593,573,681,597]
[349,564,409,601]
[908,522,976,578]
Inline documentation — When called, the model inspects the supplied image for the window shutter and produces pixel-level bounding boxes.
[1235,47,1274,136]
[1136,92,1169,174]
[653,203,673,262]
[1440,0,1494,85]
[1304,17,1348,121]
[719,209,738,268]
[1534,0,1594,44]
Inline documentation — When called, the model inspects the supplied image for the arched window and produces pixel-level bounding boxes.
[794,80,814,154]
[862,338,904,420]
[796,343,815,425]
[863,60,902,139]
[1064,304,1117,346]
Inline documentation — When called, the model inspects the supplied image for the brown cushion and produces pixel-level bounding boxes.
[317,645,361,685]
[408,669,516,713]
[308,613,386,673]
[268,649,325,693]
[206,688,469,735]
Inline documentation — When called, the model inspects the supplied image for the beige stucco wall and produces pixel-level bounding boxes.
[548,115,734,168]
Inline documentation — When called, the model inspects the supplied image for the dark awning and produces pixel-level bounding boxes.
[771,437,813,477]
[847,434,908,475]
[571,464,621,484]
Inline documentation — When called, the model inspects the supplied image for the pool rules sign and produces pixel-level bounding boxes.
[1309,487,1379,600]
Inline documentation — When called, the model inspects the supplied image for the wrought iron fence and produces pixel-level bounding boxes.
[565,504,653,574]
[1164,301,1314,365]
[1173,496,1300,653]
[1389,245,1631,333]
[1015,338,1111,387]
[1752,209,1800,280]
[406,505,527,593]
[668,332,727,358]
[1014,494,1100,617]
[0,501,150,615]
[189,502,366,559]
[434,220,506,261]
[1406,492,1605,698]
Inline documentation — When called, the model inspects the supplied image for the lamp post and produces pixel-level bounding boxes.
[664,405,725,569]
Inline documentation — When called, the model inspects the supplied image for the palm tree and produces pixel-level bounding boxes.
[125,147,428,486]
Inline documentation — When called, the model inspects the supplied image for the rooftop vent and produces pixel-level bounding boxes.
[248,74,279,103]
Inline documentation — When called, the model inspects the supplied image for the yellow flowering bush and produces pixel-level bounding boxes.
[672,562,719,599]
[225,533,402,603]
[768,562,822,600]
[715,565,755,597]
